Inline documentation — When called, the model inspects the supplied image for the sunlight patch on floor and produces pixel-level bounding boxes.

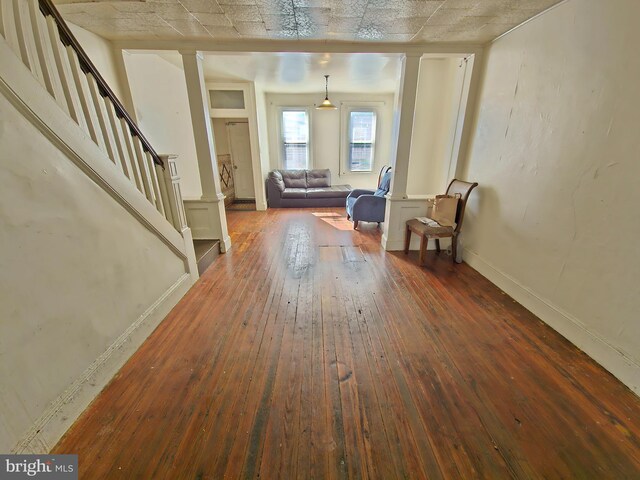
[311,211,354,231]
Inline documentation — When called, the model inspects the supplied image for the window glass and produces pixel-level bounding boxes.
[348,110,376,172]
[282,110,309,169]
[209,90,245,109]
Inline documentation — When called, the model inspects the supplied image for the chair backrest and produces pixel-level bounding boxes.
[377,165,392,188]
[374,169,392,197]
[445,179,478,234]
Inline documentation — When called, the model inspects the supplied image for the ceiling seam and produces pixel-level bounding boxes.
[291,0,300,40]
[211,0,236,39]
[176,0,211,38]
[409,0,446,43]
[355,0,373,41]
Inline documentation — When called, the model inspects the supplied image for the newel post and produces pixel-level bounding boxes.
[158,154,199,280]
[157,154,187,231]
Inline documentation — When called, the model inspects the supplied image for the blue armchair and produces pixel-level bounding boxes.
[346,168,392,230]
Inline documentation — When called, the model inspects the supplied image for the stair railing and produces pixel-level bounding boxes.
[0,0,187,233]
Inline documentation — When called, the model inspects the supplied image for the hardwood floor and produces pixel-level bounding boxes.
[53,208,640,479]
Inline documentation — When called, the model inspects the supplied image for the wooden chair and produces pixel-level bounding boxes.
[404,179,478,266]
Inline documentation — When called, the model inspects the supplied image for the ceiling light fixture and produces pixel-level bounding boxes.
[316,74,337,110]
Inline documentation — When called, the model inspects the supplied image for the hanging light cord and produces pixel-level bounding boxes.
[324,75,330,100]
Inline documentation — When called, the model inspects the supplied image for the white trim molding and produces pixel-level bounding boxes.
[113,39,484,56]
[206,81,267,211]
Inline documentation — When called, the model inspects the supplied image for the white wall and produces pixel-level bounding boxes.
[407,57,466,196]
[461,0,640,392]
[266,92,395,189]
[124,53,202,199]
[0,94,188,452]
[67,23,125,101]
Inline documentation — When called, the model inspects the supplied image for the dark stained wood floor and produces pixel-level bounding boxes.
[53,208,640,479]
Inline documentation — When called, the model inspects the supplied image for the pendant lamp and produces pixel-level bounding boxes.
[316,74,337,110]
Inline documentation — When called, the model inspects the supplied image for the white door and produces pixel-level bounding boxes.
[227,122,255,199]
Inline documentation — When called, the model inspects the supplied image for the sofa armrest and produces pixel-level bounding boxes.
[266,178,283,208]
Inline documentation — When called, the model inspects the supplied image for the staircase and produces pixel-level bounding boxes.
[0,0,200,269]
[0,0,200,453]
[1,0,189,235]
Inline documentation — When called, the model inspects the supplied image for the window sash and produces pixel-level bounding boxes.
[281,109,310,169]
[347,110,376,172]
[283,142,309,170]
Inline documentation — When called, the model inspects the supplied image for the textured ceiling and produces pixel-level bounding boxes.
[54,0,563,44]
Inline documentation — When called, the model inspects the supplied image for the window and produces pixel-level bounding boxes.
[347,110,377,172]
[281,109,310,169]
[209,90,245,109]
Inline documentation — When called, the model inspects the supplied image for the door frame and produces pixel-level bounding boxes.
[206,82,266,210]
[225,120,255,200]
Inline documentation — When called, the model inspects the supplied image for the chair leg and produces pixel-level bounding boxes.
[404,226,411,254]
[419,235,427,266]
[353,220,359,230]
[451,235,458,263]
[435,239,441,253]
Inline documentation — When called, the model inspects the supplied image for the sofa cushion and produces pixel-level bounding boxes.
[281,188,307,199]
[268,170,286,192]
[306,169,331,188]
[306,185,352,199]
[280,170,307,188]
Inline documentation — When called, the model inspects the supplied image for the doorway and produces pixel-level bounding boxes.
[212,118,256,211]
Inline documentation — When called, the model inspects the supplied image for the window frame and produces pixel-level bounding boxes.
[278,106,312,170]
[341,102,382,174]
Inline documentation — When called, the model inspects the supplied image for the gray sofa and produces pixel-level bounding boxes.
[267,169,352,208]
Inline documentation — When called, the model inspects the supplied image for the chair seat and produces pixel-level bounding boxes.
[404,179,478,267]
[406,218,454,237]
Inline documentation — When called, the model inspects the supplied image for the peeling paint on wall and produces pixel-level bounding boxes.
[461,0,640,390]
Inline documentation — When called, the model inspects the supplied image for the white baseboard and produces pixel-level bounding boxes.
[463,248,640,395]
[12,273,194,454]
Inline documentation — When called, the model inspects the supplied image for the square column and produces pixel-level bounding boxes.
[382,53,422,251]
[180,50,231,252]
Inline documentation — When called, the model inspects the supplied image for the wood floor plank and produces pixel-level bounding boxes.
[338,253,401,480]
[391,250,639,477]
[52,208,640,479]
